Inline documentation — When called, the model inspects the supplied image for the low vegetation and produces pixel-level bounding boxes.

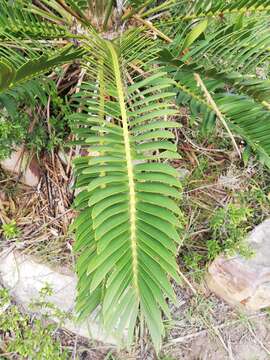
[0,286,68,359]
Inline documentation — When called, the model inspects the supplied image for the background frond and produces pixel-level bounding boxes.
[166,65,270,166]
[145,0,270,21]
[0,44,84,93]
[0,1,72,41]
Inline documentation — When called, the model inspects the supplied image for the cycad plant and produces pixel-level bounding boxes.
[1,0,270,351]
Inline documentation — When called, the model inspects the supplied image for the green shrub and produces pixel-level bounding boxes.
[0,287,68,359]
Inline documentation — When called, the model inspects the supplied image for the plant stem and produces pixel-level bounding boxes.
[55,0,91,27]
[141,0,176,18]
[122,0,155,21]
[194,73,242,159]
[103,0,113,30]
[133,14,172,43]
[106,41,139,296]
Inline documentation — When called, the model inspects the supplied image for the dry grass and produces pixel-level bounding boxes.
[0,151,75,266]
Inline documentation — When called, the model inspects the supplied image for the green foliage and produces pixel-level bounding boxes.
[183,197,255,269]
[183,252,203,281]
[162,3,270,167]
[0,107,50,160]
[208,203,254,258]
[0,287,68,359]
[0,0,270,352]
[0,109,25,160]
[1,220,20,239]
[158,356,177,360]
[71,33,183,350]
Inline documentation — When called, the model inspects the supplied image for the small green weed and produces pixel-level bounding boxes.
[183,252,204,281]
[1,220,20,239]
[0,109,26,160]
[158,356,177,360]
[208,203,254,258]
[0,286,69,359]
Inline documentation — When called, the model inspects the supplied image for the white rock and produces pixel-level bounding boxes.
[0,147,41,187]
[206,219,270,310]
[0,249,117,345]
[177,168,190,181]
[218,174,242,190]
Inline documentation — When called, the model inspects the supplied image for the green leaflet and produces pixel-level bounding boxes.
[136,182,181,199]
[137,211,180,242]
[92,202,128,229]
[137,223,176,252]
[139,235,180,282]
[0,62,15,90]
[92,193,129,218]
[87,174,128,191]
[182,19,208,51]
[102,260,133,314]
[137,202,179,226]
[94,212,130,239]
[135,162,180,177]
[140,284,164,350]
[89,184,129,205]
[97,226,130,253]
[136,140,177,153]
[135,171,182,188]
[90,245,129,291]
[132,120,181,133]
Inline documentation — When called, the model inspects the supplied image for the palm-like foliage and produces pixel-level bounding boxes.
[70,31,182,349]
[160,1,270,165]
[1,0,270,350]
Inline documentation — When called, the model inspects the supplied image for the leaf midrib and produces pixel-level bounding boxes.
[106,40,139,295]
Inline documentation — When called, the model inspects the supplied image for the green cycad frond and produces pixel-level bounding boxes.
[194,67,270,104]
[216,93,270,167]
[164,17,270,73]
[156,1,270,166]
[139,0,270,21]
[0,44,84,92]
[0,40,84,119]
[166,0,270,21]
[191,23,270,73]
[149,1,270,74]
[170,68,270,166]
[0,0,87,111]
[0,78,52,118]
[0,1,71,40]
[71,33,182,349]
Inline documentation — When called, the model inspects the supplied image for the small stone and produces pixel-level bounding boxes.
[58,149,69,166]
[206,219,270,310]
[0,191,7,201]
[0,147,41,187]
[177,168,190,181]
[218,175,242,190]
[0,249,117,345]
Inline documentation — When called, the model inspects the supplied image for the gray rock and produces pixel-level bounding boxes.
[206,219,270,310]
[0,249,117,344]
